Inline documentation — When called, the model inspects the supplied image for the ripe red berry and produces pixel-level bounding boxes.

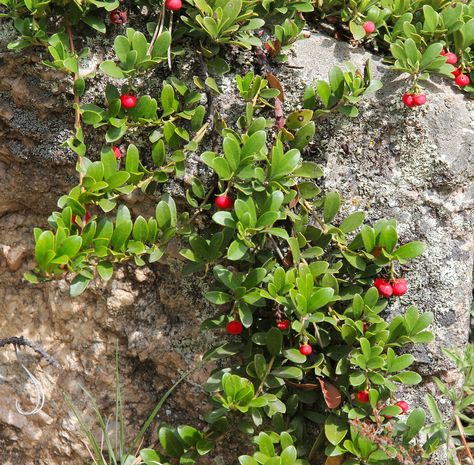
[444,52,457,65]
[455,74,470,87]
[109,9,128,25]
[362,21,376,34]
[276,320,290,331]
[357,390,370,403]
[299,344,312,356]
[401,92,415,108]
[413,94,427,106]
[120,94,137,109]
[452,67,462,77]
[374,278,393,298]
[165,0,182,11]
[112,146,122,159]
[395,400,409,413]
[215,194,233,210]
[391,278,407,296]
[226,320,243,335]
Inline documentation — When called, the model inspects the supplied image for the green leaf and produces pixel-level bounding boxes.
[56,235,82,258]
[339,212,365,233]
[390,371,422,385]
[360,226,375,252]
[378,225,397,252]
[280,446,297,465]
[350,21,366,40]
[342,251,366,271]
[227,240,248,261]
[70,274,91,296]
[97,261,113,280]
[100,60,125,78]
[323,192,340,223]
[266,327,283,356]
[178,425,202,447]
[207,57,230,75]
[158,427,185,458]
[404,408,426,441]
[140,449,163,465]
[239,456,259,465]
[82,14,106,33]
[393,241,426,259]
[291,122,315,150]
[271,366,303,380]
[35,230,55,269]
[325,414,348,445]
[152,31,171,58]
[387,354,414,372]
[205,291,233,304]
[293,161,323,178]
[241,130,266,159]
[316,80,331,107]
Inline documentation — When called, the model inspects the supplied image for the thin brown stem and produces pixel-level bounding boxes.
[147,2,166,56]
[65,21,84,184]
[189,184,217,223]
[256,355,276,396]
[455,415,474,465]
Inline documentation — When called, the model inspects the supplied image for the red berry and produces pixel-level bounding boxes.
[395,400,409,413]
[452,67,462,77]
[413,94,427,106]
[109,10,128,25]
[120,94,137,109]
[226,320,243,335]
[357,390,370,403]
[444,52,457,65]
[374,278,393,298]
[215,194,233,210]
[362,21,376,34]
[112,146,122,159]
[455,74,470,87]
[299,344,312,356]
[391,278,407,296]
[276,320,290,331]
[165,0,182,11]
[401,93,415,108]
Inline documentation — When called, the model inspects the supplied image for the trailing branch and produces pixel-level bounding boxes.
[0,336,62,369]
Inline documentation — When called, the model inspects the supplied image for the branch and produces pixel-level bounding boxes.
[0,336,62,369]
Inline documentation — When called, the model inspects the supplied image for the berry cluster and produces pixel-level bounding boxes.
[401,93,427,108]
[374,277,407,298]
[357,390,410,418]
[402,50,471,108]
[109,9,128,25]
[440,50,471,87]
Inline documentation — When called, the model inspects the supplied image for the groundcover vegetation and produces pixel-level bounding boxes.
[0,0,472,463]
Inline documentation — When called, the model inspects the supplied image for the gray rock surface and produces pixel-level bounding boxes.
[0,22,472,465]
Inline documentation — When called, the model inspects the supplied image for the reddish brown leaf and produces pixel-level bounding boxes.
[319,379,342,409]
[285,380,320,390]
[325,455,345,465]
[282,250,293,269]
[289,190,299,209]
[266,72,285,102]
[274,98,285,129]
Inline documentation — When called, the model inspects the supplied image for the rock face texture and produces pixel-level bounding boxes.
[0,22,472,465]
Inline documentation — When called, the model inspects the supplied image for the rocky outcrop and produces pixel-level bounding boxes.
[0,22,472,465]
